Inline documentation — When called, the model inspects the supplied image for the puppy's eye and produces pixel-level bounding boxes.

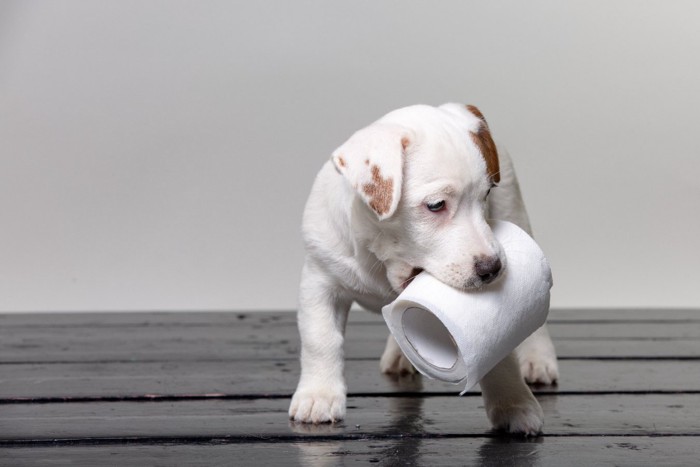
[427,200,446,212]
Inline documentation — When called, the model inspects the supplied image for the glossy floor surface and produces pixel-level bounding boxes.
[1,309,699,466]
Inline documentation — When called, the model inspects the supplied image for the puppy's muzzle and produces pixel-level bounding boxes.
[474,255,502,285]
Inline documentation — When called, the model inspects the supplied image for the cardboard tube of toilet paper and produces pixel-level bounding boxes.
[381,220,552,393]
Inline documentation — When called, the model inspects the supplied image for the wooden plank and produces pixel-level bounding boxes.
[2,437,699,467]
[2,394,700,441]
[2,314,699,363]
[7,335,700,362]
[1,308,698,328]
[546,308,700,322]
[0,311,295,327]
[1,335,698,363]
[547,322,700,339]
[4,308,700,328]
[3,319,698,341]
[2,360,699,400]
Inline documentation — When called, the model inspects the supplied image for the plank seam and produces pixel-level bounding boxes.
[1,432,700,447]
[3,390,700,404]
[1,356,699,365]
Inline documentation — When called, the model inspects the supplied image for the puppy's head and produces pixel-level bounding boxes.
[332,103,504,293]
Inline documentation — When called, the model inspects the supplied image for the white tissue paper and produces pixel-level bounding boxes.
[381,220,552,393]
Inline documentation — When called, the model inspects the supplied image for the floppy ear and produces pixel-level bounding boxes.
[465,105,500,184]
[331,122,413,220]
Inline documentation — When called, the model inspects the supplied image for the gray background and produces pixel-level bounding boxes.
[1,1,699,312]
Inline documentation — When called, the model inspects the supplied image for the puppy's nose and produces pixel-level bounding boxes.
[475,256,502,284]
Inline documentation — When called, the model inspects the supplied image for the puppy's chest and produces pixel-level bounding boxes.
[343,266,398,313]
[352,290,398,314]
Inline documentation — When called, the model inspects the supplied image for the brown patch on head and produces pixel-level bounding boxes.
[466,105,500,183]
[336,155,346,168]
[365,159,370,166]
[401,136,411,150]
[362,165,393,216]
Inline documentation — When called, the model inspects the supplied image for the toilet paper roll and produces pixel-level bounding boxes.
[381,220,552,393]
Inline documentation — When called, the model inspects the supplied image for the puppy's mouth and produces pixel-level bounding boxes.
[401,267,424,289]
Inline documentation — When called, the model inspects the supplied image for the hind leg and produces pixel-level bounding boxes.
[379,335,416,375]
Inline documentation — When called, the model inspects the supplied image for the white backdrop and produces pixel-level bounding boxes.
[1,1,699,312]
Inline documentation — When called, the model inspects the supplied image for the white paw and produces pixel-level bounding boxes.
[517,345,559,385]
[289,385,346,424]
[380,347,416,375]
[486,396,544,437]
[380,335,417,375]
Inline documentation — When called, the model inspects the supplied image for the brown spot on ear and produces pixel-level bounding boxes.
[336,156,346,168]
[466,105,500,183]
[466,105,485,121]
[362,165,393,216]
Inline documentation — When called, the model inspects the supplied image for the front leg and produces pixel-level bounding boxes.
[486,148,559,385]
[479,352,544,436]
[289,261,352,423]
[516,324,559,385]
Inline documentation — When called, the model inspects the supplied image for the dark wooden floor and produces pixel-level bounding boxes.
[1,309,699,466]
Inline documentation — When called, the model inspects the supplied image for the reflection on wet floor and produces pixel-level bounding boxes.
[291,373,564,467]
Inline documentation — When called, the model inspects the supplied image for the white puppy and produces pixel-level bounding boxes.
[289,103,558,436]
